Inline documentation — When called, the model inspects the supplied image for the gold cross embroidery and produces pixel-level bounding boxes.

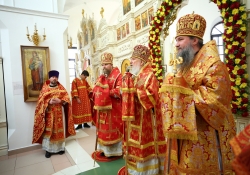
[101,97,107,103]
[95,89,102,98]
[109,75,115,82]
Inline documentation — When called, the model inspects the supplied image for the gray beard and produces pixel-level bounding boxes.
[176,44,195,71]
[130,65,141,75]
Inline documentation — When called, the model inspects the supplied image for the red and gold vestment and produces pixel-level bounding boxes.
[71,78,92,124]
[32,80,75,144]
[230,124,250,175]
[160,40,235,174]
[94,67,123,146]
[123,62,166,171]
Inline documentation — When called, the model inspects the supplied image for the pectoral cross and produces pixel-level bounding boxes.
[169,48,183,74]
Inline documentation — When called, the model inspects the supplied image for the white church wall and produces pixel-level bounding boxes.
[135,32,149,46]
[117,40,133,57]
[0,0,58,13]
[0,0,14,6]
[0,5,69,151]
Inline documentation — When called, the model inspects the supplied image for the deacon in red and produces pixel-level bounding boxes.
[71,70,92,129]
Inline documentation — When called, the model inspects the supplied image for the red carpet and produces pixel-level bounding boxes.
[117,166,126,175]
[91,150,123,162]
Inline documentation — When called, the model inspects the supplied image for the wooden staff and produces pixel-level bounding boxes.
[151,108,160,171]
[166,138,172,174]
[93,110,100,167]
[125,121,129,175]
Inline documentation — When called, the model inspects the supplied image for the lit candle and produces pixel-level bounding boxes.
[44,28,45,35]
[26,27,29,34]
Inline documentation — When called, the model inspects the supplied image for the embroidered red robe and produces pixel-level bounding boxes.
[32,80,75,144]
[230,124,250,175]
[94,67,123,145]
[123,62,166,170]
[161,40,235,174]
[71,78,92,124]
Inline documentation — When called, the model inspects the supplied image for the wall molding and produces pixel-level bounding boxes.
[0,5,69,20]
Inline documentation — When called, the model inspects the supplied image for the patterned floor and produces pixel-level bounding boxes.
[0,125,125,175]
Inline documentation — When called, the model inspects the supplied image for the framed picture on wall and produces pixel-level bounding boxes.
[135,0,144,7]
[20,46,50,102]
[117,28,121,40]
[135,15,141,31]
[141,11,148,28]
[126,22,130,34]
[122,24,126,38]
[123,0,131,15]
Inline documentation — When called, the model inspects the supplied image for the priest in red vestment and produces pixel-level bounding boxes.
[32,70,75,158]
[93,52,123,157]
[160,13,235,174]
[122,45,166,174]
[230,124,250,175]
[71,70,92,129]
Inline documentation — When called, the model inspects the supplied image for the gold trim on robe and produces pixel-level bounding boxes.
[32,80,75,144]
[124,62,166,167]
[161,40,235,174]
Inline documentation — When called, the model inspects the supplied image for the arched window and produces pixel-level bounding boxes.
[211,22,224,62]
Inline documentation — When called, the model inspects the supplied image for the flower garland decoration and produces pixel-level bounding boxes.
[149,0,183,87]
[208,0,248,117]
[148,0,249,117]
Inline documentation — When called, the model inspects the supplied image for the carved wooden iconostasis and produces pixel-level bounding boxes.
[73,0,250,134]
[77,0,157,84]
[86,66,94,88]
